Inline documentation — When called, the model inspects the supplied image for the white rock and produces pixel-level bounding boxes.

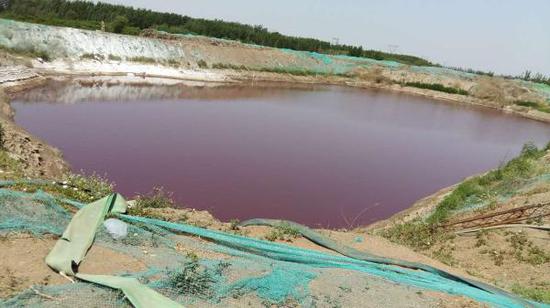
[103,218,128,240]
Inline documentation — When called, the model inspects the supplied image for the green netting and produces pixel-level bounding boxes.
[0,186,548,307]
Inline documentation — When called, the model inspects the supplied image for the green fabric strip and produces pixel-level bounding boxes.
[45,193,184,308]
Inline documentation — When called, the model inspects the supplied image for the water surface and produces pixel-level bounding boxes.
[12,82,550,227]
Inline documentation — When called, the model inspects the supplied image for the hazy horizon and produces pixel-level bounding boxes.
[99,0,549,76]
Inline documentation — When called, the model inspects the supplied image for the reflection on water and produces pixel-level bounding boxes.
[12,81,550,227]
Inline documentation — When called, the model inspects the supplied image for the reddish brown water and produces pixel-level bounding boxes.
[12,82,550,228]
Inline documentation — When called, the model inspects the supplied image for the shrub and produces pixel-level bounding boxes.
[111,15,129,34]
[197,59,208,68]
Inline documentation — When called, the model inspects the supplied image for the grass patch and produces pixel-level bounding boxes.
[514,100,550,113]
[0,45,51,61]
[81,53,104,60]
[258,66,332,77]
[427,142,546,225]
[404,82,469,95]
[211,62,348,77]
[381,142,549,250]
[379,220,443,250]
[9,172,114,203]
[0,151,24,179]
[165,58,181,67]
[507,231,550,266]
[511,284,550,304]
[212,63,248,70]
[128,56,156,64]
[265,222,300,242]
[128,187,174,216]
[108,54,122,61]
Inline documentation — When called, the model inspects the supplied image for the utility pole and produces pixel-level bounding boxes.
[332,37,340,46]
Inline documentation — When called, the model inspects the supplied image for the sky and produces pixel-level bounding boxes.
[103,0,550,76]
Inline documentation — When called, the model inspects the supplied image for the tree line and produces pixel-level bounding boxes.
[0,0,434,66]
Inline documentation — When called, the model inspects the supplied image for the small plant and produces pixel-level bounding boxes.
[197,59,208,68]
[167,257,215,297]
[264,222,300,242]
[490,250,505,266]
[229,219,240,230]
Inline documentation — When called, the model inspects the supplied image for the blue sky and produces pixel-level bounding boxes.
[104,0,550,75]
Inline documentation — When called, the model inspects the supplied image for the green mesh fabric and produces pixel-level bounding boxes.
[0,186,547,307]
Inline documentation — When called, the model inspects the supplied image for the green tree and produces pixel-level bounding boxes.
[111,15,128,34]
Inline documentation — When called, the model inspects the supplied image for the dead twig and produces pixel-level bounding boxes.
[31,287,63,301]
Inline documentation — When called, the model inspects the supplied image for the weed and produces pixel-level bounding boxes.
[475,230,489,247]
[379,220,441,250]
[490,250,506,266]
[135,187,174,209]
[229,219,240,230]
[524,246,550,265]
[264,222,300,242]
[432,244,456,266]
[167,257,215,297]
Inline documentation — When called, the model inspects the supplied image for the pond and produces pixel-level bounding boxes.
[12,81,550,228]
